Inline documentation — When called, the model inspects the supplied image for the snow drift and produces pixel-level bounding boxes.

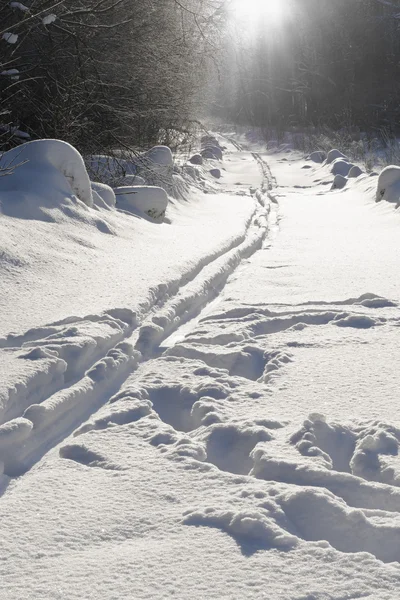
[114,185,169,221]
[0,139,93,208]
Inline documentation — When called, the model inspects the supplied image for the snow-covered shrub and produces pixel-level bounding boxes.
[189,154,203,165]
[348,165,363,178]
[182,165,200,179]
[326,149,348,164]
[0,139,93,208]
[85,155,138,187]
[376,166,400,204]
[201,135,221,148]
[331,174,347,190]
[91,182,116,208]
[308,151,326,163]
[142,146,174,167]
[331,159,353,177]
[114,185,168,221]
[138,146,174,189]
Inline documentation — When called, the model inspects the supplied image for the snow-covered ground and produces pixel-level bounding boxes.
[1,132,400,599]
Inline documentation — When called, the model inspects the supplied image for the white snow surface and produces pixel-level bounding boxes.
[1,132,400,599]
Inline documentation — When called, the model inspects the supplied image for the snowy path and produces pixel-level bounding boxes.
[2,138,400,599]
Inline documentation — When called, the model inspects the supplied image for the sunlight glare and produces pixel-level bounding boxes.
[232,0,289,26]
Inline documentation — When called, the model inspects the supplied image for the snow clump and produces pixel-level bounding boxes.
[189,154,203,165]
[115,185,168,221]
[376,165,400,204]
[331,159,354,177]
[348,165,363,178]
[0,139,93,208]
[331,174,347,190]
[308,151,326,163]
[326,149,348,164]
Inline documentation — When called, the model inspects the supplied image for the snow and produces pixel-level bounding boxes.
[189,153,203,165]
[2,131,400,598]
[0,139,93,207]
[114,185,168,221]
[0,69,19,80]
[376,164,400,204]
[9,1,29,11]
[326,148,348,163]
[42,13,56,25]
[2,32,18,44]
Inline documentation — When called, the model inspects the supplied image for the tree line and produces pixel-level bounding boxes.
[214,0,400,134]
[0,0,225,152]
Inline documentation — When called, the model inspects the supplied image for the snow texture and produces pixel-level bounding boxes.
[2,131,400,599]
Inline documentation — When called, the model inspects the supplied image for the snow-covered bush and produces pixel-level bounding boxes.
[0,139,93,208]
[331,159,353,177]
[138,146,174,189]
[85,155,138,187]
[376,166,400,204]
[142,146,174,167]
[326,149,348,164]
[114,185,168,221]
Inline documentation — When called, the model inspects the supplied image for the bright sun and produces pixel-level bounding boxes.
[232,0,288,26]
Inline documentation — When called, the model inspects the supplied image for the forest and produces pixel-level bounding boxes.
[1,0,400,153]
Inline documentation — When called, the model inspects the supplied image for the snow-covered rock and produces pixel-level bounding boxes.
[142,146,174,168]
[326,149,348,164]
[348,165,363,178]
[331,174,347,190]
[210,168,221,179]
[308,151,326,163]
[376,165,400,204]
[331,159,353,177]
[202,146,223,161]
[0,139,93,209]
[189,154,203,166]
[115,185,168,221]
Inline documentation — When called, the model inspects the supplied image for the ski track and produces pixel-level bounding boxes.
[4,139,400,572]
[0,140,272,477]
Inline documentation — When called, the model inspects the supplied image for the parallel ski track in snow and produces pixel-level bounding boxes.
[0,141,276,478]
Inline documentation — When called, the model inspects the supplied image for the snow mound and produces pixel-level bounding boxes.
[331,174,347,190]
[142,145,174,167]
[91,182,116,208]
[308,151,326,163]
[326,149,348,164]
[376,165,400,204]
[331,159,353,177]
[201,146,223,161]
[115,185,168,221]
[348,165,363,178]
[0,139,93,207]
[189,154,203,165]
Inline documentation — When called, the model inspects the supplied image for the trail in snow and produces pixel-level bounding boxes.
[2,134,400,600]
[0,139,272,476]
